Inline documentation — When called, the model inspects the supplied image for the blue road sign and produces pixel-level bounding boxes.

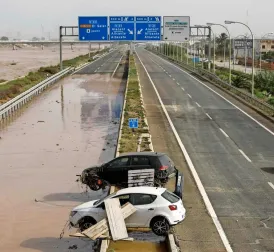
[129,118,139,129]
[135,16,161,41]
[78,16,108,41]
[110,16,135,41]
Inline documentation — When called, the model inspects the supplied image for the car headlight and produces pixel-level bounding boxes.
[70,211,77,217]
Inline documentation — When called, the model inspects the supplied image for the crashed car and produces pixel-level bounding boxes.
[70,186,186,235]
[79,152,183,198]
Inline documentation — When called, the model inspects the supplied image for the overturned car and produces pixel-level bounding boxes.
[79,152,184,198]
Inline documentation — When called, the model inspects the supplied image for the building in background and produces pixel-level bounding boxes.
[260,39,274,54]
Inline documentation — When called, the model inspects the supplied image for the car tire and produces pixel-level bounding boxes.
[78,217,97,232]
[150,217,170,236]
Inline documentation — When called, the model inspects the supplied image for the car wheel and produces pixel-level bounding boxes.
[79,217,96,232]
[151,217,170,236]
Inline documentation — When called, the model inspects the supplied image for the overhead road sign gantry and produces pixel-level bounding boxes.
[163,16,190,41]
[78,16,108,41]
[135,16,161,41]
[110,16,135,41]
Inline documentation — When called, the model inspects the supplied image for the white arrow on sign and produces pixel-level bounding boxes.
[82,36,85,39]
[127,29,133,35]
[137,29,143,35]
[102,36,105,39]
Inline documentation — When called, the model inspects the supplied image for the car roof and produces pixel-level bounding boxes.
[116,186,166,195]
[119,152,166,157]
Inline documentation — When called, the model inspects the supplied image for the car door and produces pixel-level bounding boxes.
[103,156,130,185]
[125,193,157,227]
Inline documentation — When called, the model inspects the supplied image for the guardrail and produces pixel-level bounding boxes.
[0,49,118,121]
[149,49,274,117]
[0,67,73,120]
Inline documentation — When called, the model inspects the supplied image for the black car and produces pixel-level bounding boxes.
[80,152,178,191]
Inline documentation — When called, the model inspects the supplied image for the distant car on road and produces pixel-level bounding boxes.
[80,152,178,191]
[69,186,186,235]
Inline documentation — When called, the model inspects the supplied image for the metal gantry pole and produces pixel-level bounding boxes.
[59,26,63,71]
[186,42,189,65]
[177,42,179,61]
[181,42,183,62]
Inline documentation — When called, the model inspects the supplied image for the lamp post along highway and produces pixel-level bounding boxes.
[207,22,232,85]
[225,20,255,96]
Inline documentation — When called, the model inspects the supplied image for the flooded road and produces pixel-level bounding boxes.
[0,50,127,252]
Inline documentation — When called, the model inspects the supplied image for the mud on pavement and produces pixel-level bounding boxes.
[0,50,127,252]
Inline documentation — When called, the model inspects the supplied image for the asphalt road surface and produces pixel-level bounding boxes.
[136,47,274,252]
[0,49,126,252]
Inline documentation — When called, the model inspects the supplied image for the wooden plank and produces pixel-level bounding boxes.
[128,169,155,174]
[128,169,154,187]
[105,198,128,241]
[82,202,136,240]
[69,232,87,238]
[100,240,109,252]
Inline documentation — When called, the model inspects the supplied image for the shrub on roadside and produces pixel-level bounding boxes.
[255,71,274,95]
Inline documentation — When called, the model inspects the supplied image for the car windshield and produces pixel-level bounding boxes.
[93,191,117,206]
[161,189,180,203]
[159,155,174,167]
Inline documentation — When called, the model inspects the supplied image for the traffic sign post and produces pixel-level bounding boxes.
[163,16,190,42]
[110,16,135,41]
[128,118,138,129]
[135,16,161,41]
[78,16,108,41]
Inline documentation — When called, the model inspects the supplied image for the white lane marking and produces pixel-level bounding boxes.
[149,51,274,137]
[268,182,274,190]
[177,82,180,85]
[181,87,185,91]
[173,78,176,81]
[206,113,212,120]
[94,70,97,72]
[238,149,252,162]
[136,50,233,252]
[196,102,201,108]
[219,128,229,138]
[111,55,123,78]
[169,75,172,77]
[187,94,192,99]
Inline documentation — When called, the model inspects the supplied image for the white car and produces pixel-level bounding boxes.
[69,187,186,236]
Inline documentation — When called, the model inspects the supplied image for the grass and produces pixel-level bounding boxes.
[118,52,151,154]
[0,49,108,104]
[0,79,7,83]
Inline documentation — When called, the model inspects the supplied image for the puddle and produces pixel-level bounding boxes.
[108,240,167,252]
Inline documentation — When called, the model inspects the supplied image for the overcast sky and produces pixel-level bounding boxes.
[0,0,273,39]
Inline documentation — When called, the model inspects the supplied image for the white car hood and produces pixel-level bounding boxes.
[73,200,98,211]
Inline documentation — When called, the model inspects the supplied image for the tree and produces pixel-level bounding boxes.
[32,37,39,41]
[41,37,45,41]
[0,36,9,41]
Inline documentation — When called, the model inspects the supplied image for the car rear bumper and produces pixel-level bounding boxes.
[170,213,186,226]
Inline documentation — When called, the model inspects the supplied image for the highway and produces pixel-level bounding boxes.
[136,47,274,252]
[0,49,126,252]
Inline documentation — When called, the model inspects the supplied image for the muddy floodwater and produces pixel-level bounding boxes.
[0,43,108,81]
[0,67,126,251]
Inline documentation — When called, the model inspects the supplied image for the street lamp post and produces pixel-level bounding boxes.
[207,22,232,85]
[260,32,274,71]
[225,20,255,96]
